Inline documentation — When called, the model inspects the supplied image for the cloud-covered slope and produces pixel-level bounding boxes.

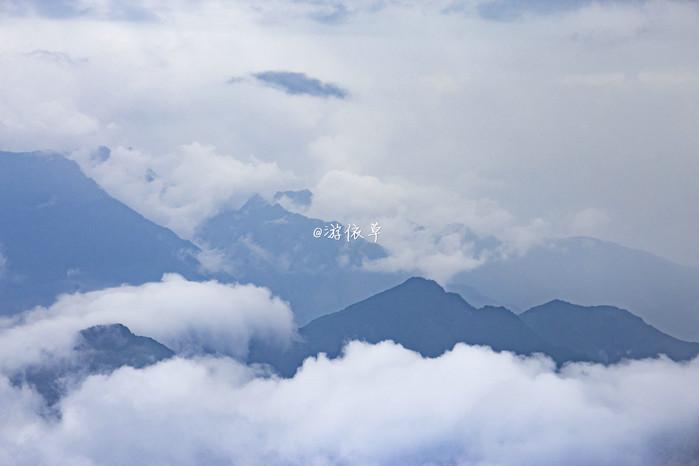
[14,323,174,405]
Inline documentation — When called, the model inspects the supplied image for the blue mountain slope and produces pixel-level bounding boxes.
[195,195,408,324]
[0,151,202,315]
[449,237,699,341]
[521,300,699,364]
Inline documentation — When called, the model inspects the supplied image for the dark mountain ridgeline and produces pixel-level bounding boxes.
[521,300,699,364]
[251,277,699,377]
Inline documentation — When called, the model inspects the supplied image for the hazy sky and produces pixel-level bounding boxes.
[1,0,698,266]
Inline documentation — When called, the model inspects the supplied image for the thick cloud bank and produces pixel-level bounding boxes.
[0,274,296,372]
[2,341,699,465]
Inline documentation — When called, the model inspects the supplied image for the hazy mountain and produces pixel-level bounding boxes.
[198,192,699,337]
[250,277,579,376]
[195,194,407,324]
[521,300,699,364]
[14,323,174,405]
[448,237,699,341]
[0,151,202,315]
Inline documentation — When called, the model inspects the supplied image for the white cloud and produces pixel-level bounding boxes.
[71,143,294,237]
[0,274,296,372]
[305,170,547,282]
[1,342,699,465]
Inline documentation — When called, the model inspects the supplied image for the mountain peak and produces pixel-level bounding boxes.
[541,298,574,307]
[400,276,444,290]
[532,300,630,316]
[241,194,271,211]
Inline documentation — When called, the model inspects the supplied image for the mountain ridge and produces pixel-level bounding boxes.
[0,151,203,315]
[251,276,699,377]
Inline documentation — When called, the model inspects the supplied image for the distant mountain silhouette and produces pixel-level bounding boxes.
[0,151,202,315]
[252,277,699,377]
[448,237,699,341]
[14,323,174,405]
[195,194,407,324]
[250,277,580,376]
[521,300,699,364]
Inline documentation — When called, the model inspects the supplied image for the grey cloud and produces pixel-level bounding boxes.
[251,71,348,99]
[441,0,648,21]
[309,3,350,23]
[2,0,157,21]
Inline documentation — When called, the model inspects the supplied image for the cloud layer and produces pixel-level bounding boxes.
[1,341,699,465]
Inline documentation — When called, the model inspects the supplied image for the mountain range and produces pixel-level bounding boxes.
[250,277,699,376]
[1,148,699,378]
[3,150,698,338]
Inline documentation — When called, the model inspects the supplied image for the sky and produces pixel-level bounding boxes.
[0,0,698,267]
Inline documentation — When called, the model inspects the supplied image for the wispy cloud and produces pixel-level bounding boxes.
[25,49,88,66]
